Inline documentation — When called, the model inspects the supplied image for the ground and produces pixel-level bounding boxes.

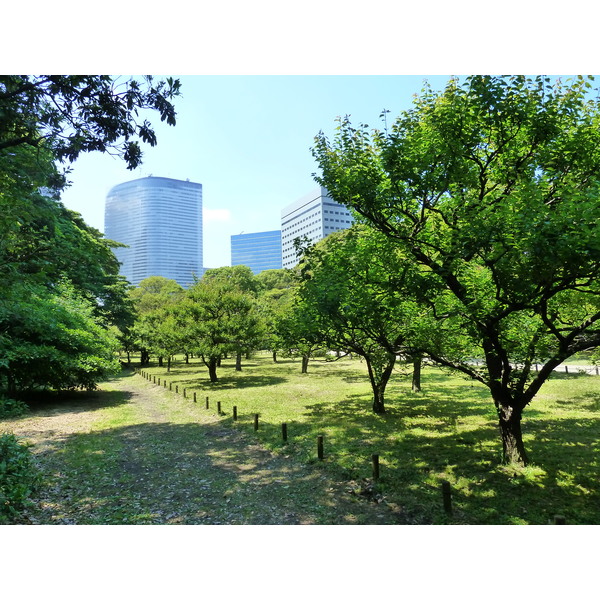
[1,372,406,525]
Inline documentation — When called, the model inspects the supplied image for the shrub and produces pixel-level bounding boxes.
[0,396,30,419]
[0,433,41,523]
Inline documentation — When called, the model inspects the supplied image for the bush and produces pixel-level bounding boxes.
[0,433,41,523]
[0,396,30,419]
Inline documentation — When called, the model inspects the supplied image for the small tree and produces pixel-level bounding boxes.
[295,226,423,413]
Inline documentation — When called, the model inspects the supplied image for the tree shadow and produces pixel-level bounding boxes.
[21,388,131,416]
[26,419,403,525]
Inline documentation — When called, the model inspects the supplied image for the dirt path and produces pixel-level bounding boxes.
[2,374,404,525]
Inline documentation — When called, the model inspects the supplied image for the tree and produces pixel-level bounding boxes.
[180,276,262,382]
[313,75,600,465]
[255,269,297,362]
[0,75,180,170]
[296,225,423,413]
[128,277,185,366]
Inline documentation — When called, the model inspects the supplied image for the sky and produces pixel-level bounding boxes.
[59,75,453,268]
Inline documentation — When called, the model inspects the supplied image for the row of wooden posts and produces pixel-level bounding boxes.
[135,368,568,523]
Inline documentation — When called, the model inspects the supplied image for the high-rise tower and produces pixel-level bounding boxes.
[105,176,203,287]
[280,187,354,269]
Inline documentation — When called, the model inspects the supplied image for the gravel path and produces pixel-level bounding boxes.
[2,374,405,525]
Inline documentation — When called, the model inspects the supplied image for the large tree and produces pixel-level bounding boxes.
[313,75,600,465]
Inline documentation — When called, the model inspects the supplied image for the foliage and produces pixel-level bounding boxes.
[0,433,41,523]
[295,225,424,412]
[313,75,600,465]
[0,396,29,419]
[178,270,264,381]
[0,75,181,170]
[0,280,121,392]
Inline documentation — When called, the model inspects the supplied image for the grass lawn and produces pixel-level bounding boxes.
[135,351,600,525]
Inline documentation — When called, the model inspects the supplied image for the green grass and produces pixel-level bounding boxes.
[137,352,600,524]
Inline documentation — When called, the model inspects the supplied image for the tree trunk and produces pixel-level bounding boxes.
[412,354,422,392]
[167,356,171,372]
[301,354,309,374]
[365,354,395,414]
[272,351,278,363]
[185,353,189,364]
[235,351,242,371]
[207,357,219,383]
[498,403,528,466]
[158,356,163,367]
[126,352,131,365]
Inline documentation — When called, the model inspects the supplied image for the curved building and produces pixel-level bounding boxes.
[105,176,203,287]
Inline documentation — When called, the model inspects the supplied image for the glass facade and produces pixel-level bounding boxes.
[280,187,354,268]
[104,176,203,288]
[231,230,282,274]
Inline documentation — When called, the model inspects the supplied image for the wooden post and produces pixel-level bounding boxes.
[254,414,259,431]
[193,392,197,403]
[372,454,380,481]
[205,396,209,409]
[157,378,160,386]
[175,385,179,394]
[317,435,324,460]
[183,388,187,398]
[442,481,452,516]
[153,376,156,384]
[164,380,166,388]
[233,406,238,421]
[554,515,566,524]
[282,423,288,443]
[217,401,222,415]
[169,382,172,391]
[565,365,569,374]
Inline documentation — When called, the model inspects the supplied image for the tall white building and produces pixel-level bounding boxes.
[105,176,203,287]
[280,187,354,269]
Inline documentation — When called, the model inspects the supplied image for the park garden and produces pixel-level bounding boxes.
[1,75,600,524]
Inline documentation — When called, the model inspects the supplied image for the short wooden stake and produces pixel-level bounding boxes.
[254,414,259,431]
[205,396,209,409]
[157,378,161,386]
[442,481,452,516]
[163,380,166,388]
[554,515,566,525]
[175,385,179,394]
[282,423,288,443]
[317,435,324,460]
[372,454,380,481]
[153,376,156,384]
[233,406,238,421]
[193,392,197,403]
[565,365,569,374]
[183,388,187,398]
[217,401,222,415]
[169,382,172,391]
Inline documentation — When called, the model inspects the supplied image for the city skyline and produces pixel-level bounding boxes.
[60,75,455,268]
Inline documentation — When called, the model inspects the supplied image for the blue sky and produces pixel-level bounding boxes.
[59,75,454,268]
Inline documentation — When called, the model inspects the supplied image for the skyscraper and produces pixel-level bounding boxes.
[280,187,354,269]
[105,176,203,287]
[230,230,282,274]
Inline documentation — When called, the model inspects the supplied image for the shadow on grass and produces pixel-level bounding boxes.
[21,388,131,416]
[28,419,402,525]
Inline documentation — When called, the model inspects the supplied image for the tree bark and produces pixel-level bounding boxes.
[412,354,422,392]
[301,354,309,374]
[158,356,163,367]
[365,354,395,414]
[167,356,171,372]
[235,351,242,371]
[497,403,528,466]
[207,357,219,383]
[272,351,278,363]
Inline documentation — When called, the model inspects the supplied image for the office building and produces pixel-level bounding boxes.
[280,187,354,269]
[231,230,282,274]
[105,176,203,287]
